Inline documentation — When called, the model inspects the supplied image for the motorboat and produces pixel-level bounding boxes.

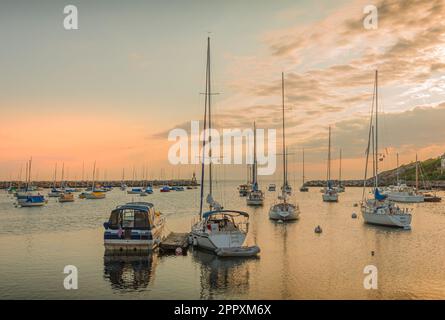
[59,192,74,203]
[103,202,166,254]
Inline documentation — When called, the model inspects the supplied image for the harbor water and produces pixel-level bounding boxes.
[1,182,444,299]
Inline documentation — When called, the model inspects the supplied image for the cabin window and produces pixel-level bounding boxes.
[122,210,135,228]
[109,210,121,227]
[134,210,149,229]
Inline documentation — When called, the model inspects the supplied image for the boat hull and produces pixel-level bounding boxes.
[191,230,247,252]
[322,193,338,202]
[269,203,299,221]
[387,193,424,203]
[104,224,164,254]
[361,210,412,229]
[18,202,46,207]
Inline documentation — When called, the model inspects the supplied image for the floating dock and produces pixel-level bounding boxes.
[159,232,190,254]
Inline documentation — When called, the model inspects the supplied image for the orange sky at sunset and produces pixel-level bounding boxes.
[1,0,445,181]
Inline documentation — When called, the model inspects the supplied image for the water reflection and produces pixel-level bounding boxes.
[192,249,257,299]
[103,254,156,292]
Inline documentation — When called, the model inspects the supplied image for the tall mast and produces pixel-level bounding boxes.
[253,121,257,187]
[53,163,57,188]
[396,153,399,185]
[415,154,419,191]
[302,148,305,184]
[61,162,65,188]
[25,161,28,190]
[207,36,212,198]
[82,161,85,181]
[327,126,331,186]
[28,157,32,189]
[339,148,342,185]
[281,72,286,191]
[92,161,96,190]
[199,37,210,217]
[375,70,379,188]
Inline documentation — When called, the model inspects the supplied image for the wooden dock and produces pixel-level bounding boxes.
[159,232,190,254]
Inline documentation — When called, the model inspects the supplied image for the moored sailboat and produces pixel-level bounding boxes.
[269,73,300,221]
[190,37,258,256]
[360,71,412,229]
[246,122,264,206]
[322,126,339,202]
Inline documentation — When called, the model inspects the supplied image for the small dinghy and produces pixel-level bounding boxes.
[314,225,323,233]
[215,246,260,257]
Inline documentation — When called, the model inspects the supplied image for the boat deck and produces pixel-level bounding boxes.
[159,232,189,254]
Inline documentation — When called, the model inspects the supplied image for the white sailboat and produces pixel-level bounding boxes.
[361,70,412,229]
[322,126,339,202]
[190,37,258,256]
[269,73,300,221]
[85,161,106,199]
[387,154,424,203]
[246,122,264,206]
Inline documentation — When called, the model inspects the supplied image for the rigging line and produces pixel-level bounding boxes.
[362,73,376,201]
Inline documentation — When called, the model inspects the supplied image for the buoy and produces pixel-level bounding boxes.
[371,250,375,256]
[353,203,358,207]
[352,212,357,219]
[315,225,322,233]
[175,247,183,255]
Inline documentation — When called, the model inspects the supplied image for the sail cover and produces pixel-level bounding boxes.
[374,188,387,200]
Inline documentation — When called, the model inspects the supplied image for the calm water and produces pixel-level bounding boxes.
[1,182,445,299]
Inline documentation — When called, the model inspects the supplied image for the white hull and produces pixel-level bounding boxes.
[362,211,412,229]
[191,225,247,252]
[246,199,263,206]
[18,202,46,207]
[387,192,424,203]
[269,203,299,221]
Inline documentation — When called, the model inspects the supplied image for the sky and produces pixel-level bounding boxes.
[1,0,445,182]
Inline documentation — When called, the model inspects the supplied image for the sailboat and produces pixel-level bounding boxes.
[299,148,309,192]
[85,161,106,199]
[246,122,264,206]
[387,154,424,203]
[190,37,258,256]
[48,163,62,197]
[17,157,47,207]
[120,168,127,191]
[361,70,412,229]
[269,73,300,221]
[59,163,75,203]
[322,126,339,202]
